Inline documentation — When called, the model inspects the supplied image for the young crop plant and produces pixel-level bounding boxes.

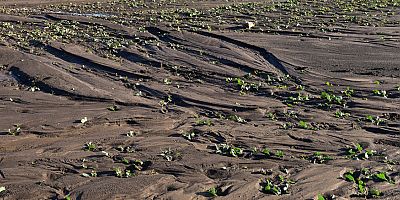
[8,124,21,136]
[195,118,213,126]
[227,114,246,123]
[275,150,284,158]
[83,142,97,152]
[341,87,354,97]
[265,112,277,121]
[285,93,309,105]
[159,95,172,114]
[334,110,350,118]
[113,167,132,178]
[365,115,385,126]
[280,122,293,130]
[207,187,219,197]
[160,148,182,161]
[215,144,243,157]
[107,104,120,111]
[181,131,197,141]
[81,170,98,178]
[346,143,376,160]
[308,152,333,164]
[342,169,394,198]
[372,89,387,98]
[297,120,314,130]
[226,77,260,94]
[320,91,344,105]
[261,175,295,195]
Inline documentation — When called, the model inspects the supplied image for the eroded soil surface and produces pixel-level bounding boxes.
[0,0,399,199]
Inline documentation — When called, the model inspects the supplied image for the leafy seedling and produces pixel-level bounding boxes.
[215,144,243,157]
[365,115,385,125]
[325,82,333,87]
[83,142,97,151]
[372,89,387,98]
[298,120,311,130]
[308,152,333,164]
[281,122,293,130]
[373,172,395,184]
[342,169,394,197]
[81,170,97,178]
[8,124,21,136]
[275,150,284,158]
[182,131,196,141]
[113,167,132,178]
[107,105,120,111]
[195,118,213,126]
[207,187,218,197]
[261,175,295,196]
[265,112,277,120]
[346,143,376,160]
[160,148,181,161]
[227,114,246,123]
[126,130,139,137]
[341,87,354,97]
[335,110,350,118]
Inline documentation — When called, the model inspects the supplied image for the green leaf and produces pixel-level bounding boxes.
[207,187,218,197]
[344,172,355,182]
[358,180,366,193]
[374,172,388,182]
[317,194,325,200]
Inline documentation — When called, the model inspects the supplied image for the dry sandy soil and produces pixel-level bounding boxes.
[0,0,399,199]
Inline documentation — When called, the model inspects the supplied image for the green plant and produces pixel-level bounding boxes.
[265,112,277,120]
[113,167,132,178]
[8,124,21,136]
[321,91,344,105]
[227,114,246,123]
[308,152,332,164]
[215,144,243,157]
[182,131,196,141]
[317,194,325,200]
[343,169,393,197]
[346,143,376,160]
[373,80,381,85]
[107,104,120,111]
[261,175,295,195]
[372,89,387,98]
[195,118,213,126]
[298,120,310,129]
[365,115,385,125]
[159,95,172,113]
[207,187,218,197]
[81,170,97,177]
[83,142,97,151]
[275,150,284,158]
[325,82,333,87]
[334,110,350,118]
[126,130,138,137]
[341,87,354,97]
[281,122,293,130]
[160,148,181,161]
